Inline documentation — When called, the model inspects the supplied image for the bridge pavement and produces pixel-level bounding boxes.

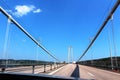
[49,64,120,80]
[1,64,120,80]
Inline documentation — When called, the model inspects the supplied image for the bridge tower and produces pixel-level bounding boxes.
[68,46,73,63]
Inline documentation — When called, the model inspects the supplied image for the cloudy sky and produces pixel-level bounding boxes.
[0,0,120,62]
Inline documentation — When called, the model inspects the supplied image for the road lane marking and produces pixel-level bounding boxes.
[35,70,42,74]
[48,66,65,75]
[87,72,95,77]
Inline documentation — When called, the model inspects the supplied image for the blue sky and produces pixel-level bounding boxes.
[0,0,120,62]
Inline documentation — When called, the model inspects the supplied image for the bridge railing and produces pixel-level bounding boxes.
[0,61,66,73]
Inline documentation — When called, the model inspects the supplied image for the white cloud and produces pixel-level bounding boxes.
[11,5,42,17]
[33,9,41,13]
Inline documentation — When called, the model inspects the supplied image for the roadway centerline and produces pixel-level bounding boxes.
[87,72,95,77]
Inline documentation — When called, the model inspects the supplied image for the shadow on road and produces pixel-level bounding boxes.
[71,64,80,78]
[71,64,95,80]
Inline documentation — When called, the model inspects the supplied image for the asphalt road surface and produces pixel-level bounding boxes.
[49,64,76,77]
[49,64,120,80]
[79,65,120,80]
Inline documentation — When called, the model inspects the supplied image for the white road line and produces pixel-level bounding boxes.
[87,72,95,77]
[35,71,42,74]
[48,66,65,75]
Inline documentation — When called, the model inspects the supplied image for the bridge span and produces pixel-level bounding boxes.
[49,64,120,80]
[1,64,120,80]
[0,0,120,80]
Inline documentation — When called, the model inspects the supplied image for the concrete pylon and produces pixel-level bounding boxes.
[68,46,73,63]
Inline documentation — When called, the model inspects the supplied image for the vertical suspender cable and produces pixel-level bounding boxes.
[68,47,70,63]
[71,47,73,62]
[3,18,11,68]
[110,15,118,68]
[108,25,113,70]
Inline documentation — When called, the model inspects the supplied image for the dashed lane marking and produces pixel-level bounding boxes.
[48,66,65,75]
[87,72,95,77]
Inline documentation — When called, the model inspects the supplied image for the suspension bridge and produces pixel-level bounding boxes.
[0,0,120,80]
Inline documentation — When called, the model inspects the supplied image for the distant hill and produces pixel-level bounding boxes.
[0,59,55,68]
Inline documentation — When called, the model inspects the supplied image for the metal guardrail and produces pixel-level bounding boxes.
[0,63,65,73]
[78,57,120,71]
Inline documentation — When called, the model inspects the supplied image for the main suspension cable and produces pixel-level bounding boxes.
[77,0,120,62]
[0,7,60,62]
